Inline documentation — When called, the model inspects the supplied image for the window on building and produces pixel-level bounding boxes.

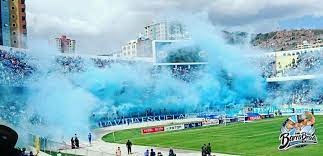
[12,31,16,35]
[21,0,25,4]
[22,8,25,13]
[12,23,16,27]
[11,15,15,19]
[22,16,26,21]
[11,6,15,10]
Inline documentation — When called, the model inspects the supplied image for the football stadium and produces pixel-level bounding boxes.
[1,1,323,156]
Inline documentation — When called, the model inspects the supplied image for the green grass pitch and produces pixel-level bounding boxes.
[102,116,323,156]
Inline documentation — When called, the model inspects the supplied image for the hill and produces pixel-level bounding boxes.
[222,31,249,45]
[222,29,323,51]
[251,29,323,51]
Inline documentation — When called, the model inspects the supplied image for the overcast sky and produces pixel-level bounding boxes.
[26,0,323,54]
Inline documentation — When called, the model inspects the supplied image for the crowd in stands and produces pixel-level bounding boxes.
[91,58,114,68]
[282,52,322,76]
[0,49,34,85]
[0,86,28,126]
[56,56,138,72]
[249,49,322,78]
[266,81,323,106]
[250,55,276,78]
[171,65,203,82]
[0,101,26,126]
[244,79,323,108]
[1,48,323,109]
[1,47,321,82]
[249,98,266,108]
[56,56,84,73]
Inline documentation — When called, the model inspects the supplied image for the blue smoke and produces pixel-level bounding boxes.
[0,17,268,142]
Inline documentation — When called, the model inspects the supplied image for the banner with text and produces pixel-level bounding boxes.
[184,122,203,129]
[141,126,165,134]
[97,114,186,127]
[165,124,185,132]
[202,119,219,126]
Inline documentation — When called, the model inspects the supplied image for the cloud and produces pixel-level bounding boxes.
[208,0,323,27]
[26,0,323,54]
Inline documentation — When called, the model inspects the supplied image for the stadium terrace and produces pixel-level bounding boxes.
[0,41,323,155]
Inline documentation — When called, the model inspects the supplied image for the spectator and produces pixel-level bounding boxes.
[126,140,132,155]
[144,149,149,156]
[29,151,34,156]
[201,144,207,156]
[88,132,92,145]
[206,143,211,156]
[169,148,176,156]
[116,147,121,156]
[20,148,28,156]
[157,152,163,156]
[311,108,314,115]
[75,136,79,148]
[150,149,156,156]
[70,137,75,149]
[57,151,62,156]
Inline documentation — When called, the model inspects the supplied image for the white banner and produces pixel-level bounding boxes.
[202,119,219,126]
[225,118,231,123]
[165,124,185,132]
[238,116,246,122]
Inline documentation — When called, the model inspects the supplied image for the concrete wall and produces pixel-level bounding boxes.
[10,0,21,47]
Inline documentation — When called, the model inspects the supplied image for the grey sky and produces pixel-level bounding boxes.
[26,0,323,54]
